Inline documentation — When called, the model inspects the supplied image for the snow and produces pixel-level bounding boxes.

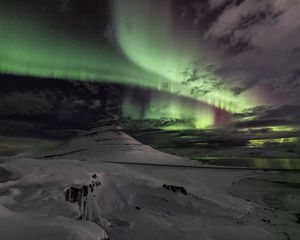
[0,120,279,239]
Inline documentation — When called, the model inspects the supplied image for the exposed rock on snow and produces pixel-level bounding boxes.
[65,175,102,220]
[162,184,188,195]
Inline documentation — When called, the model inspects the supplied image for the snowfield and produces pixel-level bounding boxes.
[0,118,279,240]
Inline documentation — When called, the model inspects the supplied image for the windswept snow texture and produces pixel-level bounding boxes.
[0,118,279,240]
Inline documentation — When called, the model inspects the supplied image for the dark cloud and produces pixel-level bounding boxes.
[235,119,300,129]
[208,0,232,9]
[232,105,300,128]
[58,0,71,13]
[203,0,300,100]
[0,93,50,115]
[0,74,126,138]
[0,0,299,150]
[259,105,300,120]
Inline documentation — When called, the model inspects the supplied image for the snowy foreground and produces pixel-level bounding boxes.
[0,119,279,240]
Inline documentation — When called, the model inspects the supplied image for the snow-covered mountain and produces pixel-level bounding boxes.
[0,119,279,240]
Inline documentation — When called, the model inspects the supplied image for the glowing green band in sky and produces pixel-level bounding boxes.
[112,0,259,113]
[0,12,168,89]
[0,1,259,113]
[122,92,216,129]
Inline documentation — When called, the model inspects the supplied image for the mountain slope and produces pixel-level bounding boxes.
[0,119,279,240]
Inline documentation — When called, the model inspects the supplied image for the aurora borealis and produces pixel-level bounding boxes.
[0,0,299,134]
[0,0,263,131]
[1,3,300,240]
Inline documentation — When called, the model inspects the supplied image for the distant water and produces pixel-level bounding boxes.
[192,157,300,170]
[129,130,300,170]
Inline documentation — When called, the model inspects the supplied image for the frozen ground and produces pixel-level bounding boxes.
[0,118,293,239]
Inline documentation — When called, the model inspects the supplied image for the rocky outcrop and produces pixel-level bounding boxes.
[64,174,101,220]
[162,184,188,195]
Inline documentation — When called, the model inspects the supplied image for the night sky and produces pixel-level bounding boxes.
[0,0,299,157]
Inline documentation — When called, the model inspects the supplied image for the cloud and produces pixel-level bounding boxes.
[203,0,300,102]
[208,0,231,9]
[0,93,51,115]
[59,0,72,13]
[232,105,300,131]
[257,105,300,121]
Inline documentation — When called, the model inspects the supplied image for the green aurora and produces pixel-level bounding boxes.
[112,0,258,113]
[122,90,217,129]
[0,0,261,130]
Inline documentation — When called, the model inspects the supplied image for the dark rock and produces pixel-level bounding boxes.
[65,186,83,204]
[89,184,94,192]
[162,184,188,195]
[261,218,271,224]
[92,173,97,179]
[82,185,88,196]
